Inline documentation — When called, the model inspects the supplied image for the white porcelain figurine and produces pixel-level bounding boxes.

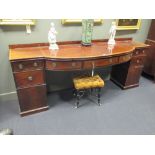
[48,22,59,50]
[108,21,117,45]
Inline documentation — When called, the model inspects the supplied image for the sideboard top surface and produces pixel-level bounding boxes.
[9,40,148,61]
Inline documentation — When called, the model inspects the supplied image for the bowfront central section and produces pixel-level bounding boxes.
[45,53,132,71]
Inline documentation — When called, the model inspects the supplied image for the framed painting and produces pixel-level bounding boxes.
[61,19,103,25]
[0,19,36,25]
[116,19,141,30]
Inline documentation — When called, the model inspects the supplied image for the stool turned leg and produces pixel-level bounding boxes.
[75,90,80,108]
[97,88,101,106]
[90,88,93,95]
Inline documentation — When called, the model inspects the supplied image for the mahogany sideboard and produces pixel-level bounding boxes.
[143,19,155,81]
[9,39,148,116]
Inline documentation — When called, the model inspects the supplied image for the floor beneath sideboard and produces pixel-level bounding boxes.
[0,77,155,135]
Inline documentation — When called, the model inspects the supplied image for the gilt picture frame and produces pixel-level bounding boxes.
[0,19,36,25]
[61,19,103,25]
[116,19,141,30]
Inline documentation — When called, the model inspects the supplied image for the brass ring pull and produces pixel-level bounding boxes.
[33,62,38,67]
[137,60,140,63]
[52,62,57,68]
[123,56,126,61]
[18,64,23,69]
[28,76,33,81]
[136,51,139,55]
[109,58,113,63]
[72,62,76,67]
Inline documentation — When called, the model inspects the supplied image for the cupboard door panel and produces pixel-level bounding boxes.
[17,85,48,116]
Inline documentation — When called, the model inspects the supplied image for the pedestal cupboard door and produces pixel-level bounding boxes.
[17,85,47,114]
[126,66,143,86]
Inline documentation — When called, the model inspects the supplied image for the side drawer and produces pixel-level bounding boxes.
[131,56,146,67]
[46,60,82,71]
[133,49,146,57]
[14,70,45,88]
[11,60,44,72]
[83,57,119,69]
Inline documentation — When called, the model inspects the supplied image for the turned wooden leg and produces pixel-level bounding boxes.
[75,90,80,108]
[97,88,101,106]
[90,88,93,94]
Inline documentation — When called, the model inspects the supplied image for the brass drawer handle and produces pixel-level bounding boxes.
[137,60,140,63]
[33,62,38,67]
[142,50,145,54]
[123,56,126,61]
[18,64,23,70]
[28,76,33,81]
[52,62,57,68]
[136,51,139,55]
[109,58,113,63]
[125,55,130,60]
[121,55,130,62]
[72,62,76,67]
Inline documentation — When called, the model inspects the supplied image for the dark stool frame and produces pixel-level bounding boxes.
[74,87,101,108]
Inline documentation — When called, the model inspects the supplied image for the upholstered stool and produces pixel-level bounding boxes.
[73,75,104,108]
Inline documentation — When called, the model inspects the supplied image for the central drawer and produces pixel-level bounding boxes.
[46,60,82,71]
[83,57,119,69]
[14,70,45,88]
[119,54,132,64]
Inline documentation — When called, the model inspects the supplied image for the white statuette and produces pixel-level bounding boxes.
[108,21,116,45]
[26,25,31,34]
[108,44,114,54]
[48,22,59,50]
